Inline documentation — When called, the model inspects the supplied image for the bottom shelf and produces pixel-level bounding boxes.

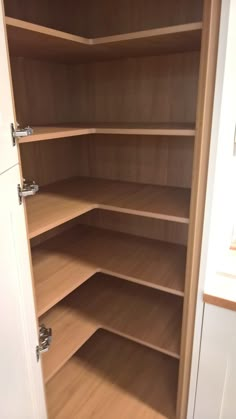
[41,274,182,383]
[46,330,178,419]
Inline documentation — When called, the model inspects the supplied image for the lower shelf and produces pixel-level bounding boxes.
[27,176,190,238]
[41,274,182,383]
[46,330,179,419]
[33,225,186,316]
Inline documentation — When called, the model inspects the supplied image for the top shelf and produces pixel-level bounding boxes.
[6,17,202,63]
[18,123,196,143]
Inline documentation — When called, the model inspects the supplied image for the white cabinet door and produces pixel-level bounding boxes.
[194,304,236,419]
[0,165,47,419]
[0,0,18,175]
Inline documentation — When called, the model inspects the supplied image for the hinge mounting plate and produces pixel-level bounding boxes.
[18,180,39,205]
[11,123,33,146]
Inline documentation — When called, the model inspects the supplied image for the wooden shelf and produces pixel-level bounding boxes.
[6,17,202,63]
[46,330,179,419]
[27,177,191,238]
[33,225,186,316]
[19,126,95,142]
[18,123,196,143]
[41,274,182,383]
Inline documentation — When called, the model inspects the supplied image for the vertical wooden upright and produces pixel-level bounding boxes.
[177,0,222,417]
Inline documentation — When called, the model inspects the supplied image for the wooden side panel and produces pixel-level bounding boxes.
[177,1,222,417]
[20,138,82,186]
[10,57,74,126]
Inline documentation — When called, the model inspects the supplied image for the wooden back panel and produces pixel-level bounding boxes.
[30,210,188,248]
[78,210,188,246]
[4,0,203,36]
[4,0,74,33]
[71,52,200,124]
[72,134,193,188]
[14,48,198,197]
[11,52,200,127]
[20,133,193,189]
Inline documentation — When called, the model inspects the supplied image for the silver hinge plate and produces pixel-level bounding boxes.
[36,324,52,362]
[18,179,39,205]
[11,123,33,146]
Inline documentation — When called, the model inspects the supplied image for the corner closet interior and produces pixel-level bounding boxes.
[3,0,219,417]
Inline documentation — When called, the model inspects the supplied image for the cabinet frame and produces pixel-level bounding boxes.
[177,0,222,417]
[0,0,223,417]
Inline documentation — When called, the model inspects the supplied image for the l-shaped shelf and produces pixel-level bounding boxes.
[6,17,202,63]
[26,177,191,238]
[18,123,196,143]
[41,274,183,382]
[46,330,179,419]
[33,225,186,316]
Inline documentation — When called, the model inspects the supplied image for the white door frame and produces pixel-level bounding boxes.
[0,0,47,415]
[187,0,236,416]
[0,164,47,418]
[0,0,18,175]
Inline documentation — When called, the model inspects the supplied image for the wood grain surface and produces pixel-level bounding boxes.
[20,134,194,190]
[33,225,186,316]
[46,330,179,419]
[26,177,191,238]
[18,123,196,144]
[6,17,202,63]
[5,0,203,37]
[11,52,199,127]
[41,275,182,382]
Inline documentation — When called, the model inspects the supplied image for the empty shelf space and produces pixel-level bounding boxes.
[6,17,202,63]
[41,275,182,382]
[18,123,196,143]
[33,225,186,316]
[27,177,191,238]
[46,330,179,419]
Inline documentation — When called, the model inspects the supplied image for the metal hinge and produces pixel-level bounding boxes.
[18,179,39,205]
[11,123,33,146]
[36,324,52,362]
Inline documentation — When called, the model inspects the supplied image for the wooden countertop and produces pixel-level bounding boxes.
[204,249,236,311]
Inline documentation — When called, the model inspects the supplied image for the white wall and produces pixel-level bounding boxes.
[195,304,236,419]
